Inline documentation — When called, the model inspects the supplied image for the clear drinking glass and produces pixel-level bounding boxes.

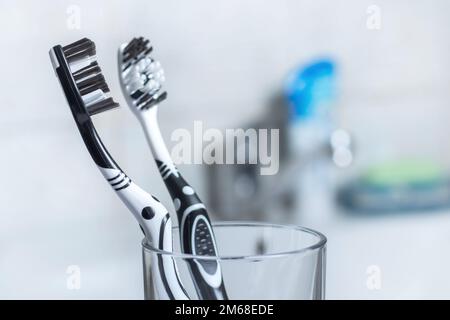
[142,222,326,300]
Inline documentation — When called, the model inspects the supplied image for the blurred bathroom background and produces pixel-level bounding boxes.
[1,0,450,299]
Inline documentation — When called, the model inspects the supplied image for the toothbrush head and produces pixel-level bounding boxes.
[50,38,119,118]
[118,37,167,112]
[50,38,122,169]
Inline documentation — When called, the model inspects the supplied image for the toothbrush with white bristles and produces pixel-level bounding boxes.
[49,37,189,300]
[118,37,228,300]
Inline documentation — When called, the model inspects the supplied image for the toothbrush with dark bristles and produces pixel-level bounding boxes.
[49,37,189,300]
[118,37,228,300]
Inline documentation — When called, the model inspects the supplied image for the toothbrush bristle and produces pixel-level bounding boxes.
[120,37,167,110]
[63,38,119,115]
[63,38,96,63]
[122,37,152,64]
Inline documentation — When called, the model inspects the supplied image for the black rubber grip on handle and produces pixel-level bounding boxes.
[181,208,228,300]
[194,218,216,258]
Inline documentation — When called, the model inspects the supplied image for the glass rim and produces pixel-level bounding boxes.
[142,221,327,261]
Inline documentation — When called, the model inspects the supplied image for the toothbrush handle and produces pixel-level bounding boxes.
[148,212,190,300]
[181,207,228,300]
[161,169,228,299]
[140,116,228,299]
[98,167,189,300]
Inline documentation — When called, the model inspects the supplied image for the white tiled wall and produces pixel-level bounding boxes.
[1,0,449,298]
